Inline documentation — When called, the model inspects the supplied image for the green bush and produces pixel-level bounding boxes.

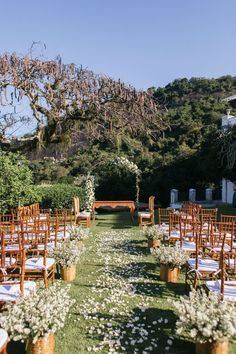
[0,151,40,213]
[36,184,85,210]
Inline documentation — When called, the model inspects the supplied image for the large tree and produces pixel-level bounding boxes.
[0,53,167,148]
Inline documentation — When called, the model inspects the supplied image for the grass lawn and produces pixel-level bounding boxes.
[6,209,236,353]
[50,211,236,354]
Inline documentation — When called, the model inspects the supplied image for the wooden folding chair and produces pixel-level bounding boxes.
[185,223,220,289]
[73,196,91,228]
[138,196,155,228]
[0,231,36,305]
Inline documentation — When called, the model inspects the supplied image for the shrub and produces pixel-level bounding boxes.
[0,151,40,213]
[36,183,85,210]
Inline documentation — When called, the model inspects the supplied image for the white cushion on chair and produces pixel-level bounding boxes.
[78,212,90,217]
[138,212,152,217]
[225,259,236,269]
[164,230,180,239]
[206,280,236,302]
[50,230,70,241]
[0,281,36,302]
[0,328,8,349]
[187,258,219,273]
[5,244,30,251]
[176,241,196,252]
[25,257,55,270]
[37,242,55,252]
[208,244,231,253]
[0,257,16,267]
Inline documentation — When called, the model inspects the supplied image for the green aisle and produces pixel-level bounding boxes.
[54,212,236,354]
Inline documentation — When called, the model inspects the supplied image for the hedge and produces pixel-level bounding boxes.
[36,184,85,210]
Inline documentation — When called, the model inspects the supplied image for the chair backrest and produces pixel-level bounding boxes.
[158,208,174,225]
[74,197,80,216]
[200,208,218,222]
[210,221,234,251]
[148,196,155,211]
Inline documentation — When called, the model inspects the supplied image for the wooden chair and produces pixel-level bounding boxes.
[138,196,155,228]
[22,222,55,288]
[73,196,91,228]
[199,208,218,223]
[167,212,181,244]
[185,224,220,289]
[205,221,234,259]
[0,231,36,304]
[206,240,236,303]
[158,208,174,226]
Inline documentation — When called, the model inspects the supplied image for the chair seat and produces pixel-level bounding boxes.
[207,244,231,253]
[187,258,219,273]
[0,328,8,350]
[176,241,196,252]
[49,230,70,241]
[164,230,180,239]
[78,212,90,218]
[206,280,236,302]
[160,223,169,231]
[0,257,16,267]
[37,243,55,252]
[225,259,236,269]
[0,281,36,302]
[5,244,30,251]
[138,212,152,217]
[25,257,55,270]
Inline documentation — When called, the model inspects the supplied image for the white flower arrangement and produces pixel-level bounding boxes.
[113,156,141,176]
[84,174,95,212]
[141,225,164,240]
[173,288,236,343]
[50,240,81,268]
[69,224,90,241]
[0,283,75,344]
[152,245,189,268]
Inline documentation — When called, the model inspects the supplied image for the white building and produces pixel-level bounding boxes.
[221,99,236,204]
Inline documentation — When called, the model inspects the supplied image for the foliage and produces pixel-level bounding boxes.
[84,174,95,212]
[173,288,236,343]
[0,283,74,343]
[152,245,189,268]
[141,225,164,240]
[0,151,40,213]
[50,240,82,268]
[36,183,84,210]
[4,75,236,206]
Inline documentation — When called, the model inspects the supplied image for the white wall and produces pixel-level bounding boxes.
[222,178,236,204]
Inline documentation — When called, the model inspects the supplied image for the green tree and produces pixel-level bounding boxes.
[0,151,40,212]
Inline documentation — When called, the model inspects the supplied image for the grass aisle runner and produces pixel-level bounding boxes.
[55,215,191,353]
[55,214,236,354]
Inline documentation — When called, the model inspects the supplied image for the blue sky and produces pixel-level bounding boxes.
[1,0,236,90]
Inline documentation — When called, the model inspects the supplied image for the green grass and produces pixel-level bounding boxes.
[7,211,236,353]
[54,211,235,354]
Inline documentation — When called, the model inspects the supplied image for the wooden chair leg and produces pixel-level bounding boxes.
[44,271,48,288]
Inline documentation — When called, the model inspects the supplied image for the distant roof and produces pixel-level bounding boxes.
[222,94,236,102]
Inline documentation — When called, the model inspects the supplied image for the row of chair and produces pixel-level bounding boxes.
[0,204,75,306]
[154,203,236,302]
